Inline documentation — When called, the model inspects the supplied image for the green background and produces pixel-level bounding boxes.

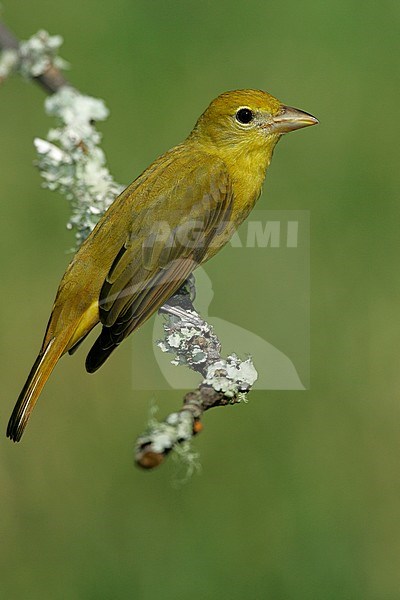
[1,1,399,598]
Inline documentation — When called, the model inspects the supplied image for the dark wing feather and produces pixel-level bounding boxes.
[85,155,233,372]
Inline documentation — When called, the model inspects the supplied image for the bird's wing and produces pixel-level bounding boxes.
[85,155,233,372]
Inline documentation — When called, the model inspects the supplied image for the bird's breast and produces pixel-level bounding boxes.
[201,145,272,263]
[202,169,264,263]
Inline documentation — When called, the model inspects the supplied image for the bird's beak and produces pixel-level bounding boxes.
[272,106,319,134]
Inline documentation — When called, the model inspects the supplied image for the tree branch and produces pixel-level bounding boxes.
[0,22,69,92]
[135,282,256,469]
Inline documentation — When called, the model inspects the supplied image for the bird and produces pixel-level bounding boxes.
[6,89,318,442]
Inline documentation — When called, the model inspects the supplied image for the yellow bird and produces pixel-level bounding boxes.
[7,89,318,442]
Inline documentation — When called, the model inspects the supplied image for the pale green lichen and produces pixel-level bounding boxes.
[18,29,69,78]
[6,31,125,247]
[0,29,68,83]
[144,407,194,453]
[34,86,124,247]
[203,354,258,398]
[139,404,201,481]
[157,312,220,368]
[171,441,201,486]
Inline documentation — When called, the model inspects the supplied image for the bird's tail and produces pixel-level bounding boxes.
[7,333,70,442]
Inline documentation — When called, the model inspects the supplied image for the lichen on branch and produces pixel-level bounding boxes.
[34,87,124,247]
[18,29,69,78]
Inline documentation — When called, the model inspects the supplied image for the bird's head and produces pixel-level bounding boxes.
[191,89,318,160]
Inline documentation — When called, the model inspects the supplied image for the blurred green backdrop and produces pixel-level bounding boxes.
[1,1,400,598]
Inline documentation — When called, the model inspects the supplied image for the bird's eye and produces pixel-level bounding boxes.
[235,107,254,125]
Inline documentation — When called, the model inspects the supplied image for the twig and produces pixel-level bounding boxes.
[0,22,69,92]
[135,280,257,469]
